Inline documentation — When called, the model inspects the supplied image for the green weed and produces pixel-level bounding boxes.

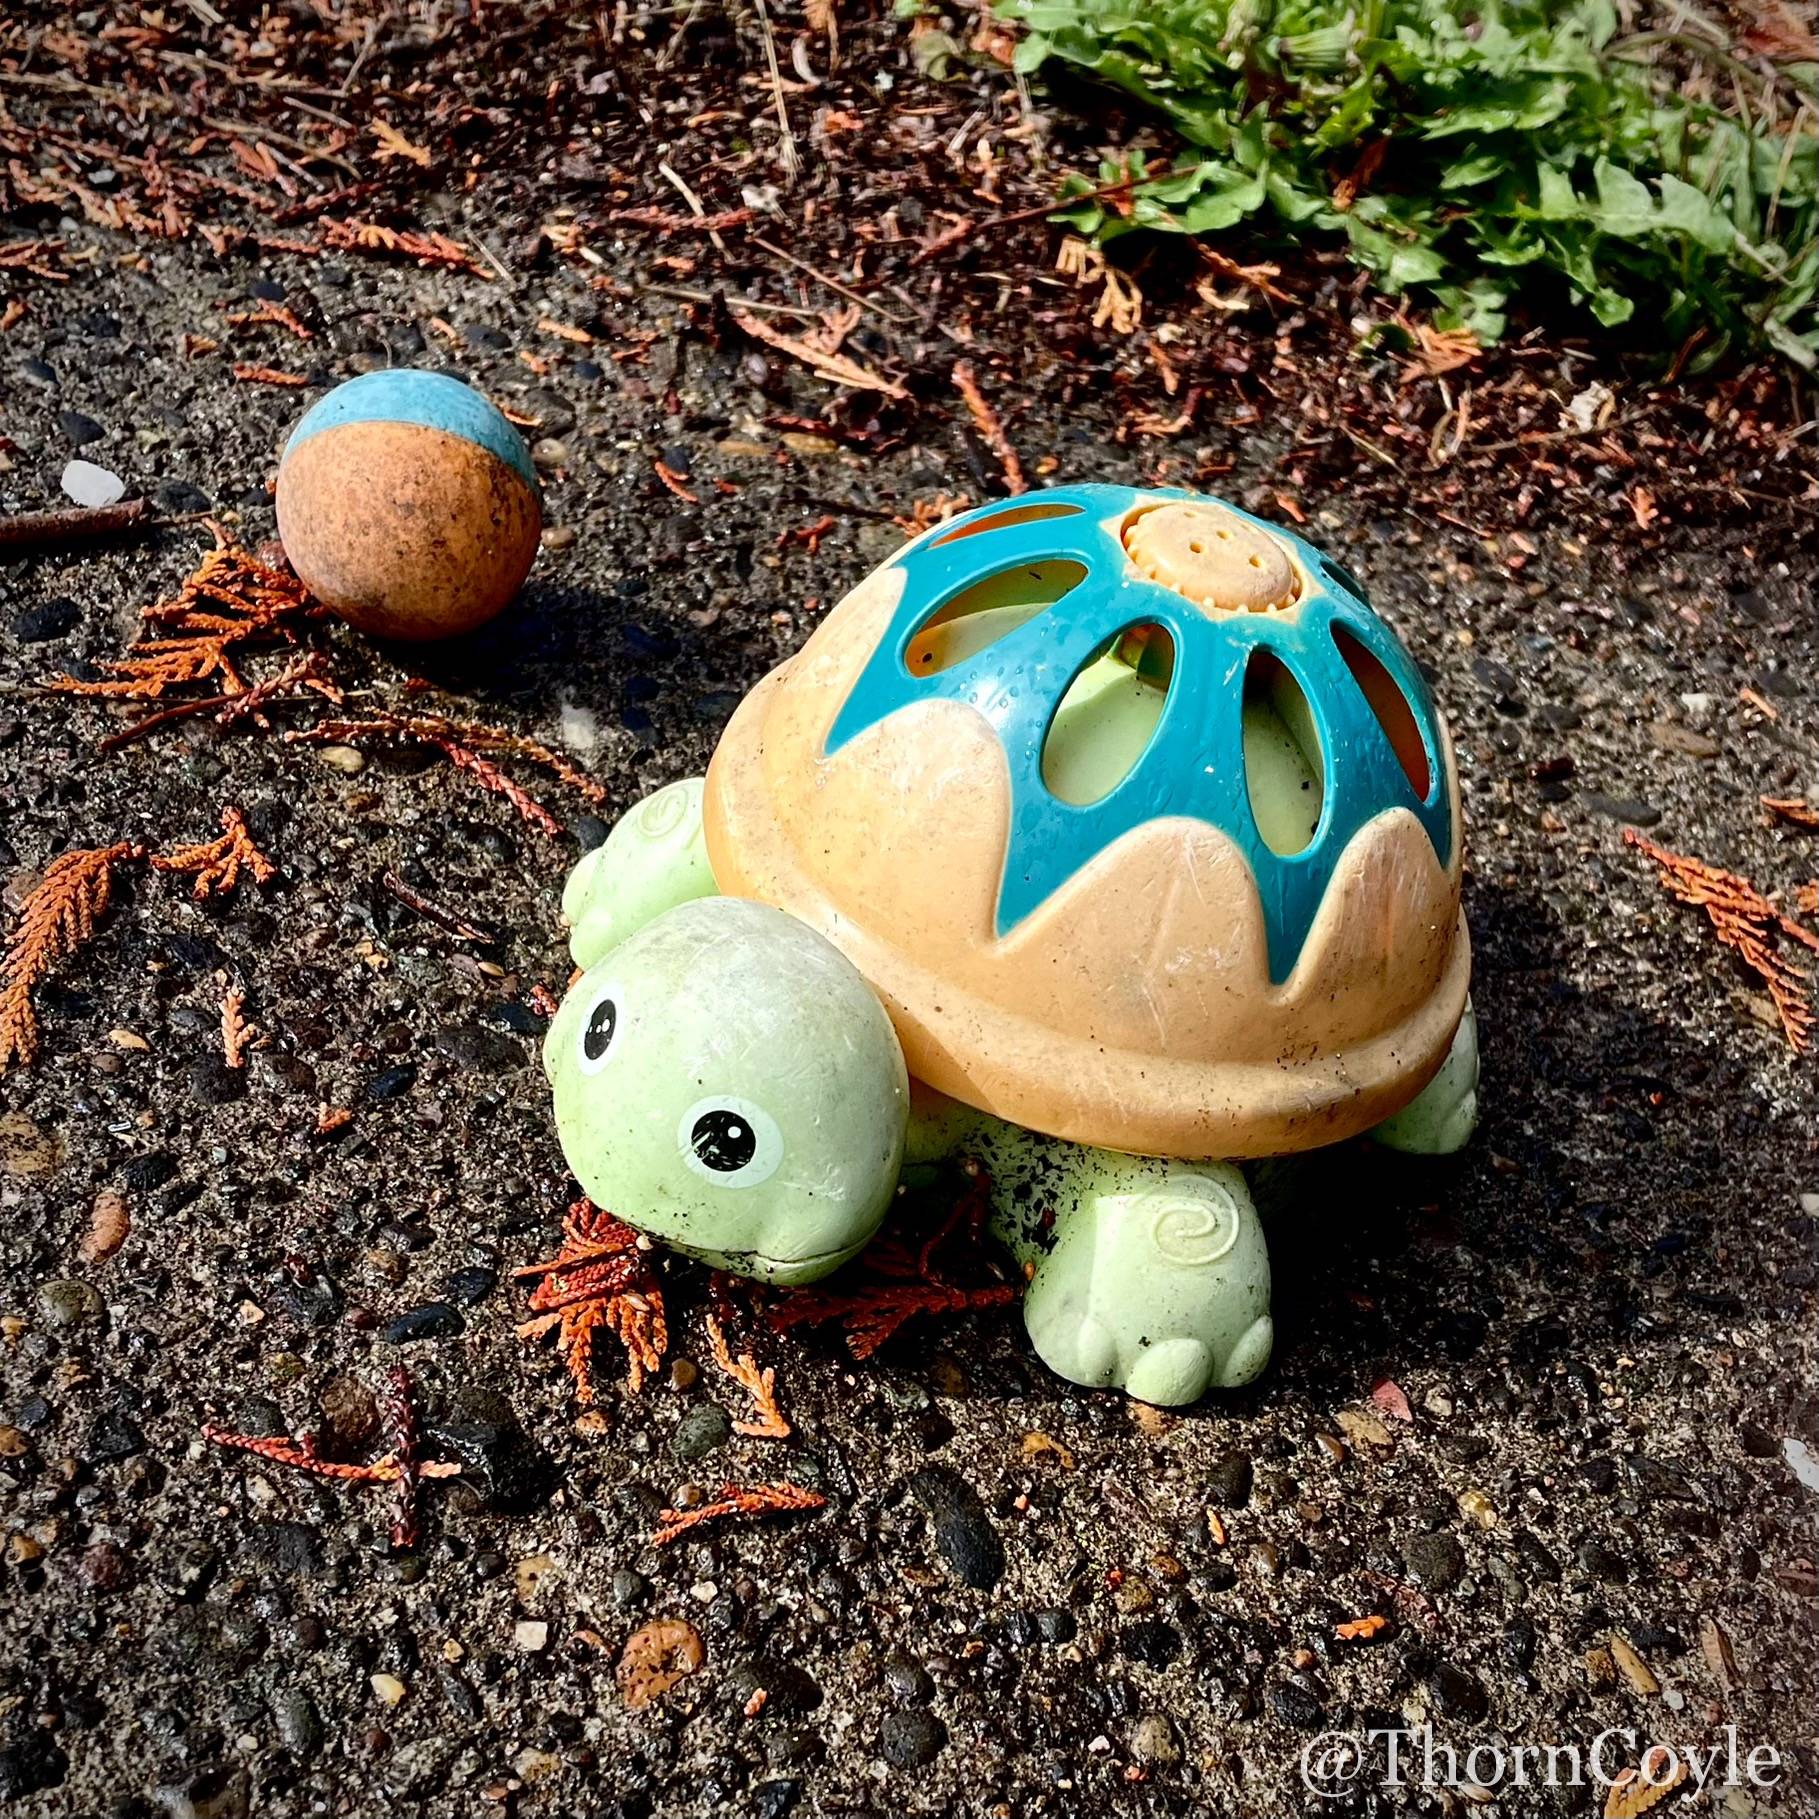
[993,0,1818,360]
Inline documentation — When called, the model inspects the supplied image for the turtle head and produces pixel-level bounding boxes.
[544,895,909,1285]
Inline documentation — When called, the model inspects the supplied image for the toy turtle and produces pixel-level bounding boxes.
[544,485,1478,1406]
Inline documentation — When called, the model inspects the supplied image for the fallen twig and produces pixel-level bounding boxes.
[608,206,755,233]
[650,1480,824,1547]
[729,308,907,400]
[1762,795,1819,830]
[0,843,142,1074]
[286,715,568,836]
[319,217,488,279]
[231,361,308,386]
[910,162,1198,266]
[0,497,150,553]
[952,360,1026,495]
[204,1365,459,1549]
[381,870,498,944]
[767,1165,1017,1357]
[516,1199,668,1402]
[705,1314,790,1438]
[46,536,317,702]
[1627,828,1816,1053]
[151,806,277,899]
[98,652,343,753]
[218,976,256,1068]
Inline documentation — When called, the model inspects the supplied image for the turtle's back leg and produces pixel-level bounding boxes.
[1370,1001,1479,1155]
[563,776,717,969]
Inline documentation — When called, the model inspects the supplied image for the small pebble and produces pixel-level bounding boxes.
[86,1410,144,1460]
[271,1687,323,1758]
[1121,1619,1182,1667]
[37,1279,102,1330]
[880,1654,932,1705]
[1207,1451,1253,1507]
[514,1620,550,1653]
[382,1302,463,1345]
[1583,793,1662,828]
[363,1247,407,1287]
[1429,1660,1489,1721]
[1269,1682,1323,1729]
[1576,1537,1629,1583]
[1458,1488,1498,1529]
[1128,1713,1180,1767]
[188,1056,246,1106]
[1402,1531,1466,1592]
[441,1265,499,1306]
[369,1673,407,1707]
[78,1539,134,1592]
[365,1064,417,1102]
[80,1190,130,1264]
[1113,1577,1154,1614]
[878,1708,945,1770]
[14,597,80,644]
[909,1466,1005,1590]
[60,459,126,507]
[671,1403,731,1462]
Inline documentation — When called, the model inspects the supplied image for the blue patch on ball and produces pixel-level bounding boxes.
[285,369,538,494]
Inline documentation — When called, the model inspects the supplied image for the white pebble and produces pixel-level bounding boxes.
[1783,1436,1819,1494]
[558,696,602,756]
[61,459,126,508]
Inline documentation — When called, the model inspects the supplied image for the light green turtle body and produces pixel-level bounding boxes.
[545,778,1479,1406]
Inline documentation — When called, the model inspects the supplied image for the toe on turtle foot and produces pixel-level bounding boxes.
[1124,1337,1214,1407]
[1024,1303,1123,1389]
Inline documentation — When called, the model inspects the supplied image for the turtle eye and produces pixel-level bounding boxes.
[575,979,622,1075]
[678,1095,783,1189]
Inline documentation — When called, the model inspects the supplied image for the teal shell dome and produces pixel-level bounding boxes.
[824,484,1453,983]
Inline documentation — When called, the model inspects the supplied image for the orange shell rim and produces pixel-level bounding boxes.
[703,710,1472,1161]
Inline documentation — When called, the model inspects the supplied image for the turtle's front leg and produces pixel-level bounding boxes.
[1021,1153,1273,1405]
[562,776,716,968]
[914,1098,1272,1406]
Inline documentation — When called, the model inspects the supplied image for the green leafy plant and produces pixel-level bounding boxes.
[994,0,1818,359]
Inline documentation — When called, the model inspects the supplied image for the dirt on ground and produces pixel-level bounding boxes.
[1,6,1816,1818]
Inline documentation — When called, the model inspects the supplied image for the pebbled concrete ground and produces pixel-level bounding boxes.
[1,169,1816,1819]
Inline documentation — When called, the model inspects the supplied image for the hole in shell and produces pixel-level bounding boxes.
[1041,622,1175,807]
[1242,650,1325,856]
[929,500,1084,547]
[1331,623,1432,799]
[903,559,1088,676]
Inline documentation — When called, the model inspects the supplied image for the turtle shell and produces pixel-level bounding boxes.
[704,485,1468,1159]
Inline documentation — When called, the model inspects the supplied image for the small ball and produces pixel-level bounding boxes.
[276,370,541,641]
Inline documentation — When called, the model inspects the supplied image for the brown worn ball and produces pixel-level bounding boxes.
[275,370,542,642]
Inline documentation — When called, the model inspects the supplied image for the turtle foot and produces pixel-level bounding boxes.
[1372,1001,1479,1156]
[562,776,715,970]
[1019,1160,1273,1407]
